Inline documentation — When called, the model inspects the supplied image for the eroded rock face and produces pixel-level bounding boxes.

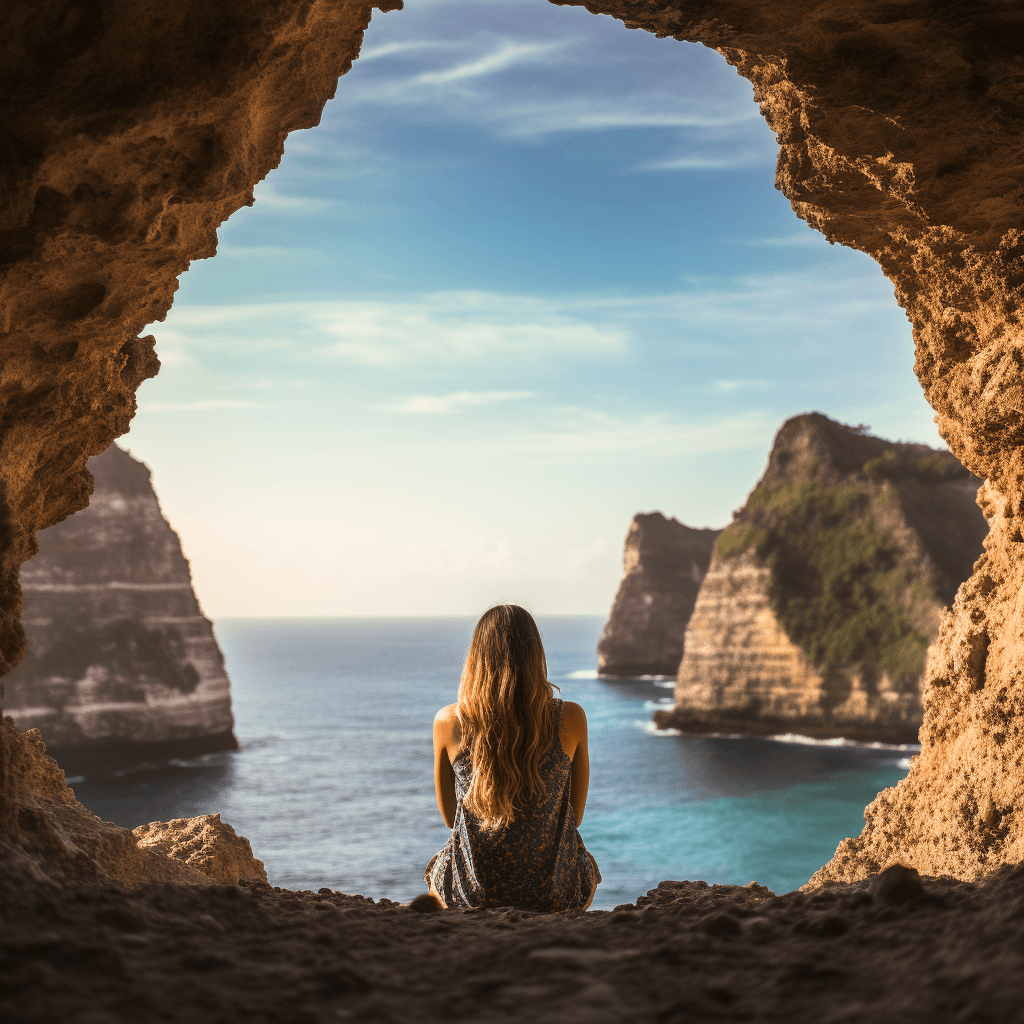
[598,513,720,677]
[554,0,1024,884]
[133,814,268,886]
[4,444,236,767]
[0,0,397,871]
[657,414,986,743]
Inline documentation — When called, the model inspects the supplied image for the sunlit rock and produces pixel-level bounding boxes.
[656,414,986,743]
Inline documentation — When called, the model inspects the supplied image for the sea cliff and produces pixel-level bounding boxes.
[598,513,720,676]
[655,414,988,742]
[4,445,236,767]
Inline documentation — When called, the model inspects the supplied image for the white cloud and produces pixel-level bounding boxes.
[373,390,536,414]
[140,399,267,413]
[494,408,774,462]
[736,232,831,248]
[491,99,759,141]
[640,146,774,171]
[251,182,333,215]
[417,41,563,86]
[713,379,770,393]
[357,40,457,62]
[156,292,627,365]
[148,270,900,373]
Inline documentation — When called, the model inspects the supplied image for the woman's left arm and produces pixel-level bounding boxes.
[433,707,458,828]
[563,701,590,825]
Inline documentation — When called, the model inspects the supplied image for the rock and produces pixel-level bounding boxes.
[598,513,720,676]
[656,414,986,743]
[408,893,444,913]
[701,912,741,937]
[133,815,268,885]
[553,0,1024,882]
[0,716,209,886]
[868,865,924,904]
[4,445,237,769]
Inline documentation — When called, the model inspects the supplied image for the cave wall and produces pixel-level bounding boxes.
[552,0,1024,881]
[0,0,399,863]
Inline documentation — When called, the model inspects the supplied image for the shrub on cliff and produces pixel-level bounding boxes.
[716,413,984,691]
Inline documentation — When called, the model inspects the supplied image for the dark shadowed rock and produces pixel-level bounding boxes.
[869,865,924,904]
[598,513,720,677]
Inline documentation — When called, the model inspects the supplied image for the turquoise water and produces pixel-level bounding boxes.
[70,616,913,909]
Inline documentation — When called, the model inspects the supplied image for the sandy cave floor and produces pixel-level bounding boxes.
[4,863,1024,1024]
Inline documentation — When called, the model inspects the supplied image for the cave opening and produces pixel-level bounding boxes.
[3,0,1022,904]
[46,0,940,903]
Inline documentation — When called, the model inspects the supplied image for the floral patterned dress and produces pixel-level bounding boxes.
[425,698,599,911]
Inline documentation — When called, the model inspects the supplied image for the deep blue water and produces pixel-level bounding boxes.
[70,616,913,909]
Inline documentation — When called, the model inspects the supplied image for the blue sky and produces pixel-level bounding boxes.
[124,0,940,617]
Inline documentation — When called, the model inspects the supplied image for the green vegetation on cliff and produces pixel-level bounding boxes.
[719,483,931,686]
[716,414,985,690]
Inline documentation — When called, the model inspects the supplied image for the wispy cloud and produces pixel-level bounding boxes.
[140,399,268,413]
[373,390,536,414]
[150,270,900,371]
[640,146,774,171]
[358,40,457,63]
[159,292,629,365]
[503,408,775,460]
[734,232,830,248]
[713,379,770,393]
[417,41,563,86]
[250,182,333,215]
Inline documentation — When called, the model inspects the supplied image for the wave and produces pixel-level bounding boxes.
[564,670,676,682]
[633,721,921,756]
[766,733,920,753]
[642,698,675,712]
[634,720,683,737]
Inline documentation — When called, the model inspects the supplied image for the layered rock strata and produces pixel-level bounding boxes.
[598,513,720,677]
[553,0,1024,884]
[656,415,987,742]
[3,444,236,768]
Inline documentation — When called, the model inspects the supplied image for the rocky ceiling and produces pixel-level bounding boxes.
[2,0,1023,883]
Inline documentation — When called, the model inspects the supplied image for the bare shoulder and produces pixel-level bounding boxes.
[560,700,587,736]
[434,703,459,728]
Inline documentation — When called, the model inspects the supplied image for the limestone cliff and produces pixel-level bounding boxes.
[656,414,987,742]
[598,513,720,676]
[3,444,235,767]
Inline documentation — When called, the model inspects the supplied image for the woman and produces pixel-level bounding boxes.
[424,605,600,911]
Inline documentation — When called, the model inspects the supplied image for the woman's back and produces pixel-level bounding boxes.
[428,697,595,911]
[426,605,599,911]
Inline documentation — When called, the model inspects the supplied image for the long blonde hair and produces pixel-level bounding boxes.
[457,605,556,830]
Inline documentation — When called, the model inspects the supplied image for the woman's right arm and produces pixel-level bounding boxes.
[433,707,458,828]
[563,701,590,825]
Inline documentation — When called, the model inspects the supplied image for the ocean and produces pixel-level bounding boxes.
[70,616,914,909]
